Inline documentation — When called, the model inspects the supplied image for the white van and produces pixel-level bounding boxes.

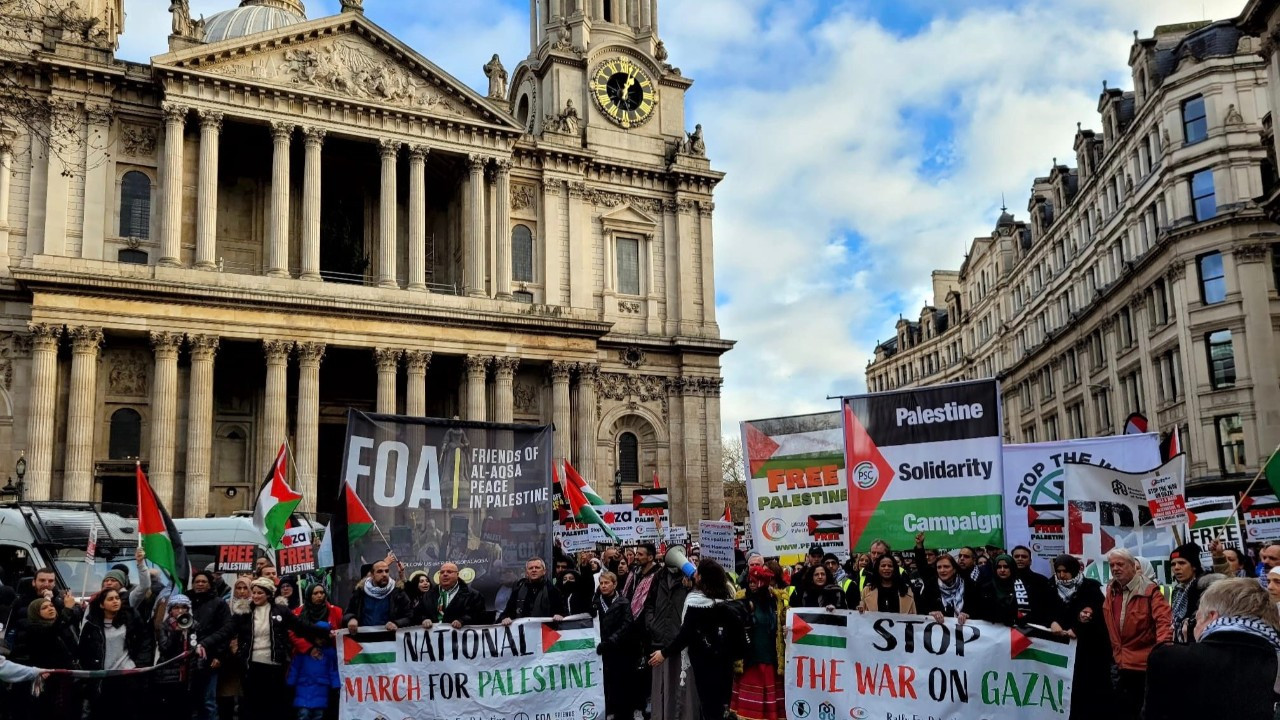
[0,501,143,597]
[174,514,318,573]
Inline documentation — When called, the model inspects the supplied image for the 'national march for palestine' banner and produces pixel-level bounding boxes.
[338,615,604,720]
[741,412,850,563]
[330,411,554,611]
[785,610,1076,719]
[1003,435,1161,574]
[841,379,1004,552]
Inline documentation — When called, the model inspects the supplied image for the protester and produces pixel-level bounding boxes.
[857,540,892,591]
[1258,543,1280,590]
[344,560,411,632]
[789,565,845,610]
[187,570,233,720]
[278,576,301,611]
[592,570,637,718]
[218,575,253,720]
[287,621,340,720]
[641,544,699,720]
[1222,545,1257,579]
[917,550,984,623]
[986,553,1058,626]
[822,553,848,585]
[6,567,75,652]
[154,593,198,715]
[1045,554,1108,718]
[78,586,154,720]
[1144,578,1280,720]
[1103,547,1173,719]
[12,597,77,720]
[294,584,344,650]
[956,546,990,585]
[1269,567,1280,607]
[403,569,434,622]
[1168,542,1206,641]
[858,554,916,614]
[234,577,326,720]
[739,552,764,586]
[500,557,565,624]
[424,562,486,628]
[729,565,787,720]
[560,568,590,615]
[648,559,740,720]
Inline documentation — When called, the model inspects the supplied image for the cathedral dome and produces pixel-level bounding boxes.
[203,0,307,44]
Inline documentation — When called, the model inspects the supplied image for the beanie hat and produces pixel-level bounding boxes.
[1170,543,1203,566]
[809,545,824,557]
[822,553,840,564]
[103,569,128,588]
[168,593,191,608]
[251,577,277,595]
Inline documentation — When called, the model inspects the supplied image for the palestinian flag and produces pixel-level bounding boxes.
[563,461,607,506]
[720,504,731,523]
[136,464,190,592]
[342,482,375,544]
[790,611,847,649]
[633,488,669,511]
[1010,627,1070,669]
[253,444,302,549]
[743,412,843,479]
[566,474,619,542]
[1266,447,1280,498]
[343,631,397,665]
[806,514,843,538]
[541,618,596,653]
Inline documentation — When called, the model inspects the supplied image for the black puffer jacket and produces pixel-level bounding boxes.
[789,583,846,609]
[591,591,636,659]
[233,600,324,666]
[190,589,234,655]
[77,605,154,670]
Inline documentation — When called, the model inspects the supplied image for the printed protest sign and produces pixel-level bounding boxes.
[784,610,1075,719]
[216,545,259,573]
[278,526,316,575]
[698,520,735,568]
[338,616,604,720]
[1003,435,1161,573]
[1142,457,1188,528]
[741,412,849,563]
[842,379,1004,552]
[632,488,670,542]
[1185,496,1241,568]
[1246,496,1280,542]
[1064,458,1179,584]
[331,411,554,611]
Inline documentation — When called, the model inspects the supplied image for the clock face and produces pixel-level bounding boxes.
[590,57,658,129]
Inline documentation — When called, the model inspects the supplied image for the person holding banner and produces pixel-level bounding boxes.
[985,553,1059,627]
[789,565,846,610]
[343,560,411,633]
[916,549,985,623]
[857,555,917,615]
[78,587,155,720]
[1048,554,1109,718]
[591,570,637,719]
[1102,548,1173,719]
[423,562,487,629]
[499,557,566,625]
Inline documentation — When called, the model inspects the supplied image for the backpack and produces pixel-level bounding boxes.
[717,599,753,661]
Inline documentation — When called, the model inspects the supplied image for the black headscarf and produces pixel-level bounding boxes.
[302,584,331,624]
[278,576,301,610]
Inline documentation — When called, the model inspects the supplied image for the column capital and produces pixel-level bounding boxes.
[374,347,403,371]
[86,104,114,126]
[494,158,513,175]
[405,349,433,372]
[378,138,402,158]
[465,354,490,376]
[187,333,220,359]
[575,362,600,383]
[263,338,293,361]
[467,154,490,173]
[160,102,189,123]
[408,144,431,161]
[68,326,104,353]
[150,331,183,358]
[198,109,224,132]
[303,126,327,146]
[1165,259,1186,282]
[27,323,62,349]
[549,360,573,381]
[493,356,520,377]
[270,121,295,142]
[1232,242,1272,264]
[296,341,327,365]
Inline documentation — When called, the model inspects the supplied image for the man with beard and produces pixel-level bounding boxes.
[344,560,412,632]
[423,562,486,628]
[956,546,991,585]
[188,571,234,720]
[499,557,565,624]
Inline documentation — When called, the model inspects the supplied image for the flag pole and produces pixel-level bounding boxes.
[281,439,310,516]
[1223,441,1280,528]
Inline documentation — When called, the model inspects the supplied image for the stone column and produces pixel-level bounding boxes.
[465,356,489,421]
[550,361,572,462]
[704,378,724,522]
[300,127,326,281]
[408,145,429,291]
[405,350,432,416]
[195,110,223,270]
[261,339,291,477]
[267,122,293,278]
[295,342,325,510]
[666,376,685,525]
[494,160,514,299]
[0,137,12,256]
[63,327,103,502]
[465,155,489,297]
[378,139,400,288]
[26,323,62,501]
[1234,244,1280,445]
[492,357,519,424]
[680,378,705,521]
[651,0,658,34]
[641,0,652,28]
[375,348,402,414]
[184,335,218,518]
[159,102,188,267]
[149,331,184,507]
[530,0,539,47]
[574,363,599,479]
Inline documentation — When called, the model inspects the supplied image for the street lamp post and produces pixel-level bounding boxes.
[2,451,26,502]
[613,469,623,504]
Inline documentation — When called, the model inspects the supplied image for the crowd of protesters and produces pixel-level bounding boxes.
[4,535,1280,720]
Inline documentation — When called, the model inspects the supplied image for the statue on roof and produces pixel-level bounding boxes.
[340,0,364,12]
[484,54,508,100]
[169,0,199,38]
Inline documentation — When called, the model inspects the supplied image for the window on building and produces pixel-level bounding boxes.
[1093,388,1113,433]
[117,248,148,264]
[1199,252,1226,304]
[1182,95,1208,144]
[109,408,143,460]
[1090,330,1105,369]
[511,225,534,282]
[1150,279,1170,325]
[1216,414,1246,475]
[1206,329,1236,389]
[1118,308,1133,349]
[119,171,151,239]
[1023,425,1037,443]
[512,290,534,304]
[1157,348,1182,404]
[1041,367,1054,398]
[1273,243,1280,292]
[1067,404,1086,438]
[1044,415,1059,442]
[1064,349,1079,385]
[616,237,640,295]
[618,431,639,487]
[1121,371,1143,414]
[1191,170,1216,222]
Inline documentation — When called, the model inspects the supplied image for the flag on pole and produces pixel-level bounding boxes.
[252,444,302,549]
[1168,426,1182,460]
[1265,448,1280,498]
[720,504,731,523]
[652,471,661,489]
[342,483,375,544]
[633,488,669,511]
[565,474,619,542]
[563,461,607,506]
[1124,412,1148,435]
[136,464,190,592]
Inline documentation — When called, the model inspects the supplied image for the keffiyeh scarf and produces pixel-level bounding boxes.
[362,578,395,600]
[1199,615,1280,651]
[1056,574,1084,603]
[938,576,965,615]
[1171,582,1191,625]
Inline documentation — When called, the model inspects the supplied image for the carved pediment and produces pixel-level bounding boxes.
[599,204,658,235]
[154,17,521,131]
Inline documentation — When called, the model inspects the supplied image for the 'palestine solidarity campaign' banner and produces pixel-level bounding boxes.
[842,379,1004,552]
[740,412,849,563]
[338,616,604,720]
[785,610,1076,719]
[331,411,554,610]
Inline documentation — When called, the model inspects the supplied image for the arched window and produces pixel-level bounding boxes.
[512,224,534,282]
[109,408,142,459]
[618,431,639,487]
[119,171,151,239]
[516,95,531,128]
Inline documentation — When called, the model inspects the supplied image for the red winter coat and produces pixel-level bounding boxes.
[1103,576,1172,671]
[291,603,343,655]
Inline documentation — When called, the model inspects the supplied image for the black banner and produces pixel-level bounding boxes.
[844,379,1001,446]
[331,411,554,612]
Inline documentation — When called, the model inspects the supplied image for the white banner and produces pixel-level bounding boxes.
[1246,496,1280,542]
[784,610,1075,719]
[1142,456,1188,529]
[1002,435,1160,574]
[1064,458,1180,584]
[698,520,735,568]
[338,616,604,720]
[1186,496,1242,569]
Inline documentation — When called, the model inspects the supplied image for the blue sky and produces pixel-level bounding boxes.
[118,0,1249,436]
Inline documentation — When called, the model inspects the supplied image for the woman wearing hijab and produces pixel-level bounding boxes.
[985,553,1060,626]
[789,565,845,610]
[1047,554,1108,717]
[648,559,740,720]
[858,555,918,615]
[14,597,78,720]
[591,570,636,719]
[293,584,344,653]
[729,565,788,720]
[218,575,253,720]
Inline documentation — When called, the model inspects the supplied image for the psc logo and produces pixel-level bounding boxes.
[580,701,598,720]
[852,461,879,490]
[762,517,789,541]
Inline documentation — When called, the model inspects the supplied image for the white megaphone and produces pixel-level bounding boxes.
[665,545,696,579]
